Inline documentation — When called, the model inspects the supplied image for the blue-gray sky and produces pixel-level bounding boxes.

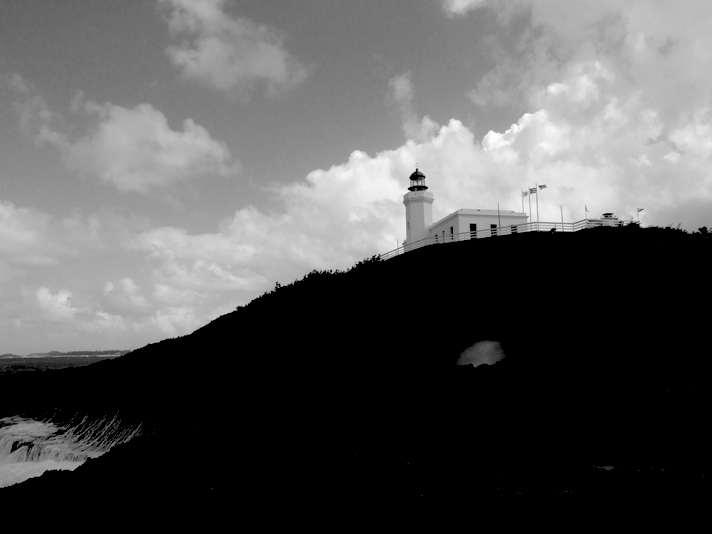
[1,0,710,354]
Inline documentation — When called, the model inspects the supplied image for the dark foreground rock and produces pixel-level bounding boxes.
[1,226,709,525]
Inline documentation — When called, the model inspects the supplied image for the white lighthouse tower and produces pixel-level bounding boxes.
[403,167,434,251]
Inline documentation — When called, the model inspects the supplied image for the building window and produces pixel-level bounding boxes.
[470,223,477,239]
[450,226,454,241]
[490,224,497,237]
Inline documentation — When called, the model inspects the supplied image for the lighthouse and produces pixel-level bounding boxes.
[402,168,434,251]
[401,167,529,251]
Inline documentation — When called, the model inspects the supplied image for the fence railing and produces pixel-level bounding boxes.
[379,219,637,261]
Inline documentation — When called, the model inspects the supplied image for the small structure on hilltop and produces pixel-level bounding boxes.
[586,212,622,229]
[402,167,529,251]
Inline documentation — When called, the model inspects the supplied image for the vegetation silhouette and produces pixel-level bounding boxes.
[1,223,709,520]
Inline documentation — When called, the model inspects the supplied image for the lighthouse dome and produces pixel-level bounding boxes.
[409,169,426,181]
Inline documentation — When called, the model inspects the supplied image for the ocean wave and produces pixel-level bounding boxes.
[0,412,145,488]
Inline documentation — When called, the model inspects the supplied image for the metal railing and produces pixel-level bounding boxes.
[379,219,637,261]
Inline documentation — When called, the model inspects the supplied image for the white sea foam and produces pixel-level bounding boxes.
[0,414,144,488]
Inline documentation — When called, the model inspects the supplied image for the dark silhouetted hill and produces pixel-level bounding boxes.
[1,224,709,523]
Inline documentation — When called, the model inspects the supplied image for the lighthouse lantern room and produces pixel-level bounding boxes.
[408,168,428,191]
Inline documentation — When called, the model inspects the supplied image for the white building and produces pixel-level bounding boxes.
[585,212,622,228]
[402,168,529,251]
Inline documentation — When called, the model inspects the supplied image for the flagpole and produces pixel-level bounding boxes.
[521,191,524,213]
[535,183,540,231]
[560,205,564,232]
[497,202,501,236]
[528,191,532,232]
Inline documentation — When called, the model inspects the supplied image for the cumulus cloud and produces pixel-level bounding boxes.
[1,200,59,267]
[0,198,95,270]
[460,0,712,228]
[5,75,238,194]
[36,286,128,333]
[103,278,151,313]
[0,197,155,299]
[151,306,200,337]
[467,0,712,122]
[153,283,204,305]
[129,225,266,293]
[0,194,168,350]
[85,311,129,334]
[159,0,310,98]
[387,72,439,142]
[0,193,208,346]
[31,280,199,340]
[64,98,239,193]
[440,0,487,17]
[0,193,224,346]
[36,288,79,322]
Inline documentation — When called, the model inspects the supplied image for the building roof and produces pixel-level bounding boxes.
[430,208,528,228]
[454,208,524,216]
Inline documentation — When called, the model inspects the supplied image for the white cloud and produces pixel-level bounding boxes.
[467,0,712,122]
[1,74,66,146]
[153,284,204,305]
[6,75,239,194]
[387,72,439,142]
[151,306,200,337]
[64,98,238,193]
[0,200,56,266]
[129,226,266,293]
[103,278,151,313]
[159,0,310,98]
[35,286,130,333]
[440,0,487,17]
[87,311,128,333]
[29,280,199,341]
[0,198,90,269]
[0,194,169,351]
[454,0,712,226]
[36,287,78,322]
[0,195,152,294]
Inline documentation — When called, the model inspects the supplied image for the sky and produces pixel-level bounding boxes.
[1,0,711,355]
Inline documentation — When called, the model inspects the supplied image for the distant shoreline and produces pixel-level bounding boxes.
[0,355,125,359]
[0,351,131,359]
[0,354,129,376]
